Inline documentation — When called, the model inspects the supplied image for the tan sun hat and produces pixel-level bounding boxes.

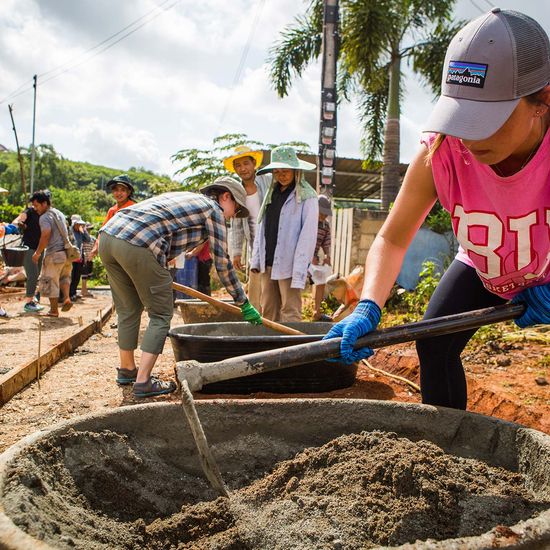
[0,187,8,194]
[223,145,264,173]
[200,176,249,218]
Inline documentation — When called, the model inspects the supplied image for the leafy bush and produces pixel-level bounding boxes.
[396,261,442,319]
[88,256,109,286]
[425,202,452,234]
[0,201,23,222]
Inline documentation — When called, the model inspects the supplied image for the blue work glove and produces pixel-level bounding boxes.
[322,299,381,364]
[511,283,550,328]
[3,224,19,235]
[240,300,263,325]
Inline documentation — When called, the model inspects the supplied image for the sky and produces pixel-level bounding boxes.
[0,0,549,180]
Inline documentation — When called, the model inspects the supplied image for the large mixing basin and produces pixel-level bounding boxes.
[168,321,357,393]
[0,400,549,549]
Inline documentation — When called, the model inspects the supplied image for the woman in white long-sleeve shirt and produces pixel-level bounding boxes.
[251,146,318,322]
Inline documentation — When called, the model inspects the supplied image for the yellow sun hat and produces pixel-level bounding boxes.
[223,145,264,174]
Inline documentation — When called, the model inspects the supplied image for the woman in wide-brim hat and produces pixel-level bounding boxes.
[251,146,319,322]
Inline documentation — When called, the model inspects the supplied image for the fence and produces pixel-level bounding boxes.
[330,208,354,277]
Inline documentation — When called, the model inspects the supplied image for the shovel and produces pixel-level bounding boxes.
[172,281,302,335]
[177,302,525,391]
[175,302,524,497]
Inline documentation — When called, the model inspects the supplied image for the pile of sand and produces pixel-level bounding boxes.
[3,430,548,549]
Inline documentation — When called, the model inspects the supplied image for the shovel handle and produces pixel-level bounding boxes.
[177,303,525,391]
[172,281,303,335]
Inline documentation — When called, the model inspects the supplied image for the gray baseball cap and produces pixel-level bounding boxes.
[200,176,249,218]
[423,8,550,140]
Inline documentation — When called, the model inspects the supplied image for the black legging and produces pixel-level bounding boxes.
[416,259,506,410]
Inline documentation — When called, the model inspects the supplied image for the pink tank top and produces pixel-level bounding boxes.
[422,132,550,299]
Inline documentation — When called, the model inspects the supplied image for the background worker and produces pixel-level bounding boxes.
[324,9,550,410]
[311,195,332,321]
[251,146,318,322]
[225,146,271,310]
[68,215,91,301]
[89,174,136,259]
[12,197,45,313]
[30,191,73,317]
[99,177,262,398]
[80,224,96,298]
[0,222,20,319]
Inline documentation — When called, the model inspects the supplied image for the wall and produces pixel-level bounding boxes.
[349,209,386,270]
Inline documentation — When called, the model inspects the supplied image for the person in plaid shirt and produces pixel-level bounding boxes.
[99,176,262,398]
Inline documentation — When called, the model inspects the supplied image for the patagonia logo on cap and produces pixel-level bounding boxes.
[446,61,488,88]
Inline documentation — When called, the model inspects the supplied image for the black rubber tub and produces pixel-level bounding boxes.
[1,245,28,267]
[168,321,356,394]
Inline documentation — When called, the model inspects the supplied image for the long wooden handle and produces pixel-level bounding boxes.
[177,303,525,391]
[172,281,303,336]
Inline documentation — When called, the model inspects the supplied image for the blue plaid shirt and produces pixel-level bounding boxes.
[100,192,247,304]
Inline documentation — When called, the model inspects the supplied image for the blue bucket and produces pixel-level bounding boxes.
[174,257,198,299]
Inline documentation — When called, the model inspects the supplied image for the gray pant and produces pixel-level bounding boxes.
[99,234,174,355]
[23,248,42,298]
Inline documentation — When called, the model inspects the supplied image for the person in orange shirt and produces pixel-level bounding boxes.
[89,174,136,259]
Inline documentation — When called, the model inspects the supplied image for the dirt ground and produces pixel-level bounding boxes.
[0,287,549,455]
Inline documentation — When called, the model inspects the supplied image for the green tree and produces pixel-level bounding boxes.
[171,133,311,190]
[269,0,462,210]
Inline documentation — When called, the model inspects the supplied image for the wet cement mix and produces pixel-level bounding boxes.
[3,430,549,549]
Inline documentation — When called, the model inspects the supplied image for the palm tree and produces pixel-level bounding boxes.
[269,0,463,210]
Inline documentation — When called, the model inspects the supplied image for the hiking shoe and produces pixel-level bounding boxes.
[116,368,138,385]
[24,302,44,313]
[133,377,177,398]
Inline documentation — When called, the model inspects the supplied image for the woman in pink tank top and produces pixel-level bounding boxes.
[324,8,550,410]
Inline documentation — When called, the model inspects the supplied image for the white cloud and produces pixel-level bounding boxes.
[45,117,162,172]
[0,0,549,176]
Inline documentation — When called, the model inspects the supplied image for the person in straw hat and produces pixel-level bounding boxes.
[324,8,550,410]
[251,146,318,322]
[99,177,262,398]
[223,145,271,310]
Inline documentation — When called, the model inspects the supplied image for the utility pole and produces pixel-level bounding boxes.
[30,74,37,194]
[8,104,27,198]
[317,0,339,199]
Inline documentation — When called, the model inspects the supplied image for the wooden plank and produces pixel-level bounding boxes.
[331,209,339,274]
[330,210,337,267]
[338,209,347,275]
[0,305,113,406]
[345,208,353,276]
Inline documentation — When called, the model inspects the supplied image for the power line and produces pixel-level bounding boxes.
[39,0,176,80]
[469,0,485,14]
[40,0,182,86]
[0,0,181,104]
[0,77,35,104]
[218,0,267,130]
